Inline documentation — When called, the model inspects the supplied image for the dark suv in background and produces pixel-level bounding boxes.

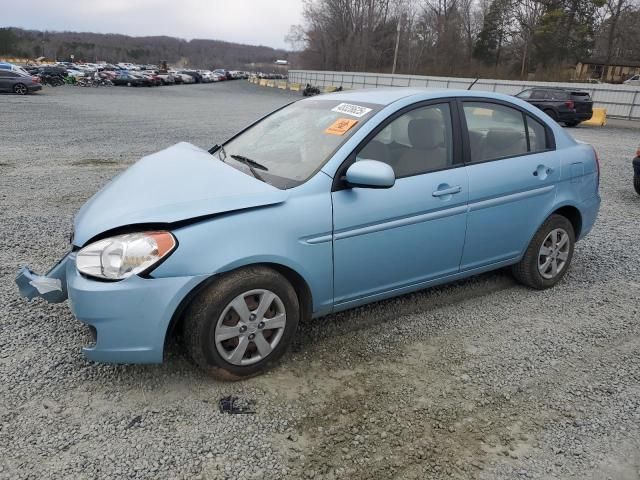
[515,87,593,127]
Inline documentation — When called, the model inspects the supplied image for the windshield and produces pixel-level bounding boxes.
[219,98,381,189]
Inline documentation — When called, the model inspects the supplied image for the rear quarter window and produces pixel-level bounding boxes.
[570,92,591,101]
[549,90,569,101]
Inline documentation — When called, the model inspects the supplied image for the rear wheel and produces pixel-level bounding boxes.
[564,120,580,127]
[634,175,640,195]
[13,83,27,95]
[183,266,300,380]
[512,214,575,289]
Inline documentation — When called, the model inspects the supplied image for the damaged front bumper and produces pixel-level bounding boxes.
[16,252,207,364]
[15,253,71,304]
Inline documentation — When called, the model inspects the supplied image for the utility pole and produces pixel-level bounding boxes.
[392,15,403,74]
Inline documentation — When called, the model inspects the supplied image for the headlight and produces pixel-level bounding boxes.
[76,231,176,280]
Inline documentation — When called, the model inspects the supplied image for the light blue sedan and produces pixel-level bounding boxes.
[16,88,601,379]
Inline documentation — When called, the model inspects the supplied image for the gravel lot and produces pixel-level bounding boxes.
[1,82,639,480]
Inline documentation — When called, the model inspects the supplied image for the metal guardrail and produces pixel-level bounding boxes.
[288,70,640,120]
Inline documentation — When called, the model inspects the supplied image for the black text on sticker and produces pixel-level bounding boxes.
[331,103,373,118]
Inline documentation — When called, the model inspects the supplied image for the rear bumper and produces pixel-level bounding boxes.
[16,253,208,364]
[558,111,592,122]
[29,84,43,92]
[578,194,601,240]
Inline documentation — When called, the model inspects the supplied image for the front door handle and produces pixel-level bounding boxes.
[432,185,462,197]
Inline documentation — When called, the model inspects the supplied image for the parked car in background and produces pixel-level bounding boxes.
[623,75,640,86]
[515,87,593,127]
[17,89,600,379]
[175,72,195,84]
[112,74,147,87]
[178,70,203,83]
[154,72,176,85]
[0,62,31,77]
[214,69,232,80]
[198,70,216,82]
[140,72,162,86]
[633,147,640,195]
[0,70,42,94]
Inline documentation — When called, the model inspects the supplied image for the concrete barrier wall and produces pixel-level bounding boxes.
[288,70,640,120]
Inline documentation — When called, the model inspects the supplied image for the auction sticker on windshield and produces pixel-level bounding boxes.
[325,118,358,135]
[331,103,373,118]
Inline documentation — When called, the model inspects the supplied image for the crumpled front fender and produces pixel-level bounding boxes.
[15,253,70,303]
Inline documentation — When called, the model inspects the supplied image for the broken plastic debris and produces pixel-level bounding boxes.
[29,277,62,295]
[219,396,256,414]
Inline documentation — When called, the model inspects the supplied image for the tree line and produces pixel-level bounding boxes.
[287,0,640,80]
[0,27,288,69]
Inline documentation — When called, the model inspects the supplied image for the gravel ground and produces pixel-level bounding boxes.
[1,82,639,480]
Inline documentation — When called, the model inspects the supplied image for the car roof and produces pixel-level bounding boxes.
[314,88,522,107]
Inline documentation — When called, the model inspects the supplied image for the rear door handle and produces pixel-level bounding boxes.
[432,185,462,197]
[533,165,554,177]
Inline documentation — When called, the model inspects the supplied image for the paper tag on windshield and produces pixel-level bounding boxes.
[331,103,372,118]
[325,118,358,136]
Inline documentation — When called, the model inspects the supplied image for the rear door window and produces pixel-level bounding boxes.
[463,102,551,162]
[463,103,528,162]
[530,90,548,100]
[549,90,569,101]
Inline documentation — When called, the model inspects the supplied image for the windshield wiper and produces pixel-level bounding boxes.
[230,155,269,171]
[230,155,268,182]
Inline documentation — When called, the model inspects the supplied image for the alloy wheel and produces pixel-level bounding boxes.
[214,289,287,366]
[538,228,570,279]
[14,84,27,95]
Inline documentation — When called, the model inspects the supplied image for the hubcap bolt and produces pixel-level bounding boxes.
[239,325,247,333]
[248,333,256,340]
[258,322,265,329]
[249,314,257,321]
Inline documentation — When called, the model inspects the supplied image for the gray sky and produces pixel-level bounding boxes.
[3,0,304,49]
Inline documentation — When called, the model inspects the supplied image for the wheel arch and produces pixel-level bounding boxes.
[551,204,583,239]
[163,262,314,351]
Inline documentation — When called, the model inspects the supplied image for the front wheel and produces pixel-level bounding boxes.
[512,214,575,289]
[13,83,27,95]
[183,266,300,380]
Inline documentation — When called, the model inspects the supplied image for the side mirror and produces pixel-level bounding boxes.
[345,160,395,189]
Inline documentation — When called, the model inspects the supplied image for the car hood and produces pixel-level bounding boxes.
[73,142,288,246]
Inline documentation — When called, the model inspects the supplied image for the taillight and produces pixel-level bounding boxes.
[636,147,640,157]
[32,76,40,83]
[565,100,575,109]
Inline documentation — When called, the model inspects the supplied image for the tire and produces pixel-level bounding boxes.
[183,266,300,380]
[512,214,575,290]
[13,83,27,95]
[634,175,640,195]
[564,120,580,127]
[544,109,558,122]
